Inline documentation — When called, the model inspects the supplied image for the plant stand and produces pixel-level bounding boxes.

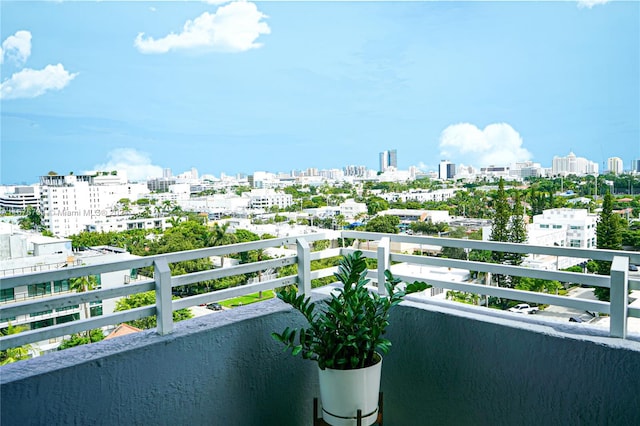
[313,392,383,426]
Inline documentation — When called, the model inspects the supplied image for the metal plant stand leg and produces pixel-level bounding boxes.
[313,393,383,426]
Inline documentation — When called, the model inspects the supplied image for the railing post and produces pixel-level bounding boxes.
[377,237,390,295]
[154,257,173,336]
[297,238,311,295]
[610,256,629,338]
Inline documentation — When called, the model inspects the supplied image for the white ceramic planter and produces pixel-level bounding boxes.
[318,355,382,426]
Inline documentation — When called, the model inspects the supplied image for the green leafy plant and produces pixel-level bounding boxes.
[272,250,430,370]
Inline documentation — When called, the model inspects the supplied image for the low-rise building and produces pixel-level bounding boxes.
[248,189,293,210]
[0,186,40,213]
[0,228,140,354]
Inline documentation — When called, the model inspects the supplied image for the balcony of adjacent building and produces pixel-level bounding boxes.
[1,231,640,425]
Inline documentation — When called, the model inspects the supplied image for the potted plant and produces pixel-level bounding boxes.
[272,250,430,426]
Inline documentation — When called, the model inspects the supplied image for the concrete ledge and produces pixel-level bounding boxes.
[384,300,640,426]
[2,290,640,425]
[1,298,319,426]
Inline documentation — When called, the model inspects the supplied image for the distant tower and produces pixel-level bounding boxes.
[379,149,397,172]
[439,160,455,180]
[607,157,623,175]
[389,149,397,169]
[163,168,172,179]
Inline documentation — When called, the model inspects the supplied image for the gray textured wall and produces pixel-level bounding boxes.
[2,298,640,426]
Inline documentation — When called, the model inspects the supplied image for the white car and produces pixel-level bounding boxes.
[508,303,539,314]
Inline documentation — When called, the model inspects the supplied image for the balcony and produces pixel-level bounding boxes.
[2,232,640,425]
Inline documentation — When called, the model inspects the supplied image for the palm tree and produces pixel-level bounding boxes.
[167,216,182,228]
[207,222,237,268]
[70,275,99,326]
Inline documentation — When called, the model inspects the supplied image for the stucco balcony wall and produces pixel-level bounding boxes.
[2,293,640,425]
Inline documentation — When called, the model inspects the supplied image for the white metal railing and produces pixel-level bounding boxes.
[1,231,639,350]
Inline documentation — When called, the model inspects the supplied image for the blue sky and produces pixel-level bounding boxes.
[1,0,638,184]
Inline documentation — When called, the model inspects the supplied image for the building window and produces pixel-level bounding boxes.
[30,309,53,318]
[54,279,70,293]
[0,288,15,302]
[90,305,103,317]
[56,304,79,313]
[56,313,80,324]
[30,318,54,330]
[553,225,562,229]
[28,283,51,297]
[540,224,549,229]
[569,240,581,248]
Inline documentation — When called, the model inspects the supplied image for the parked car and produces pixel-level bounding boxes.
[629,264,638,272]
[507,303,539,314]
[206,303,223,311]
[569,312,597,323]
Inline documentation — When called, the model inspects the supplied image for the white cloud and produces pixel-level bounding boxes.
[438,123,532,167]
[1,30,32,65]
[134,1,270,54]
[577,0,610,9]
[89,149,163,182]
[0,64,78,100]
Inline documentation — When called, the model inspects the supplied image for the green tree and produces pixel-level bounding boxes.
[234,228,261,243]
[365,196,389,216]
[114,291,193,330]
[0,323,36,365]
[70,275,99,322]
[58,329,105,350]
[18,206,43,231]
[507,191,527,270]
[594,192,623,301]
[207,222,238,267]
[490,178,510,286]
[364,215,399,234]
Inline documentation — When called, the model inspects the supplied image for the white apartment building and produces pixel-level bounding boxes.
[338,199,367,221]
[377,209,451,225]
[85,216,175,233]
[530,208,597,249]
[248,189,293,210]
[39,173,149,237]
[179,194,250,215]
[318,169,345,180]
[0,186,40,213]
[249,171,281,189]
[510,161,545,179]
[455,164,476,180]
[0,227,139,354]
[607,157,624,175]
[481,208,598,271]
[551,152,599,176]
[397,188,457,203]
[478,165,511,179]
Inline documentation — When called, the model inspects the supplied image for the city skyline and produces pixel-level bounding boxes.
[1,1,639,184]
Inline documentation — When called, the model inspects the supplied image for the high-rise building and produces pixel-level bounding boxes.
[551,152,598,176]
[379,149,397,172]
[607,157,623,175]
[40,173,148,237]
[438,160,456,180]
[343,165,368,177]
[633,159,640,173]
